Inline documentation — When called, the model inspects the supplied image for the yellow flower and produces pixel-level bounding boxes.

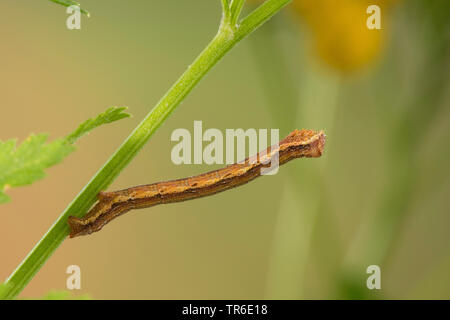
[249,0,399,72]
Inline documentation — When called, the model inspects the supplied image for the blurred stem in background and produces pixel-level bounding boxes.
[248,14,341,298]
[340,0,450,298]
[250,0,450,299]
[247,16,298,134]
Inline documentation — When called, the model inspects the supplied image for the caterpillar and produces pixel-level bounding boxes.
[68,129,326,238]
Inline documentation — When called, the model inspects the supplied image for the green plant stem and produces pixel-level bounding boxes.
[230,0,246,26]
[49,0,90,16]
[221,0,231,22]
[0,0,292,300]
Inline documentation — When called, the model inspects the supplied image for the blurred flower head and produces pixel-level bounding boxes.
[249,0,399,72]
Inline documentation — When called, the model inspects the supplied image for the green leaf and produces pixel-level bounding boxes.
[66,107,131,144]
[48,0,90,17]
[2,283,92,300]
[0,107,130,204]
[40,290,91,300]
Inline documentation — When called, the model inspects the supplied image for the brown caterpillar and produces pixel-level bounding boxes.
[68,129,326,238]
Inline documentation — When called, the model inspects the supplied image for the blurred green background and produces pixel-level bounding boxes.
[1,0,449,299]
